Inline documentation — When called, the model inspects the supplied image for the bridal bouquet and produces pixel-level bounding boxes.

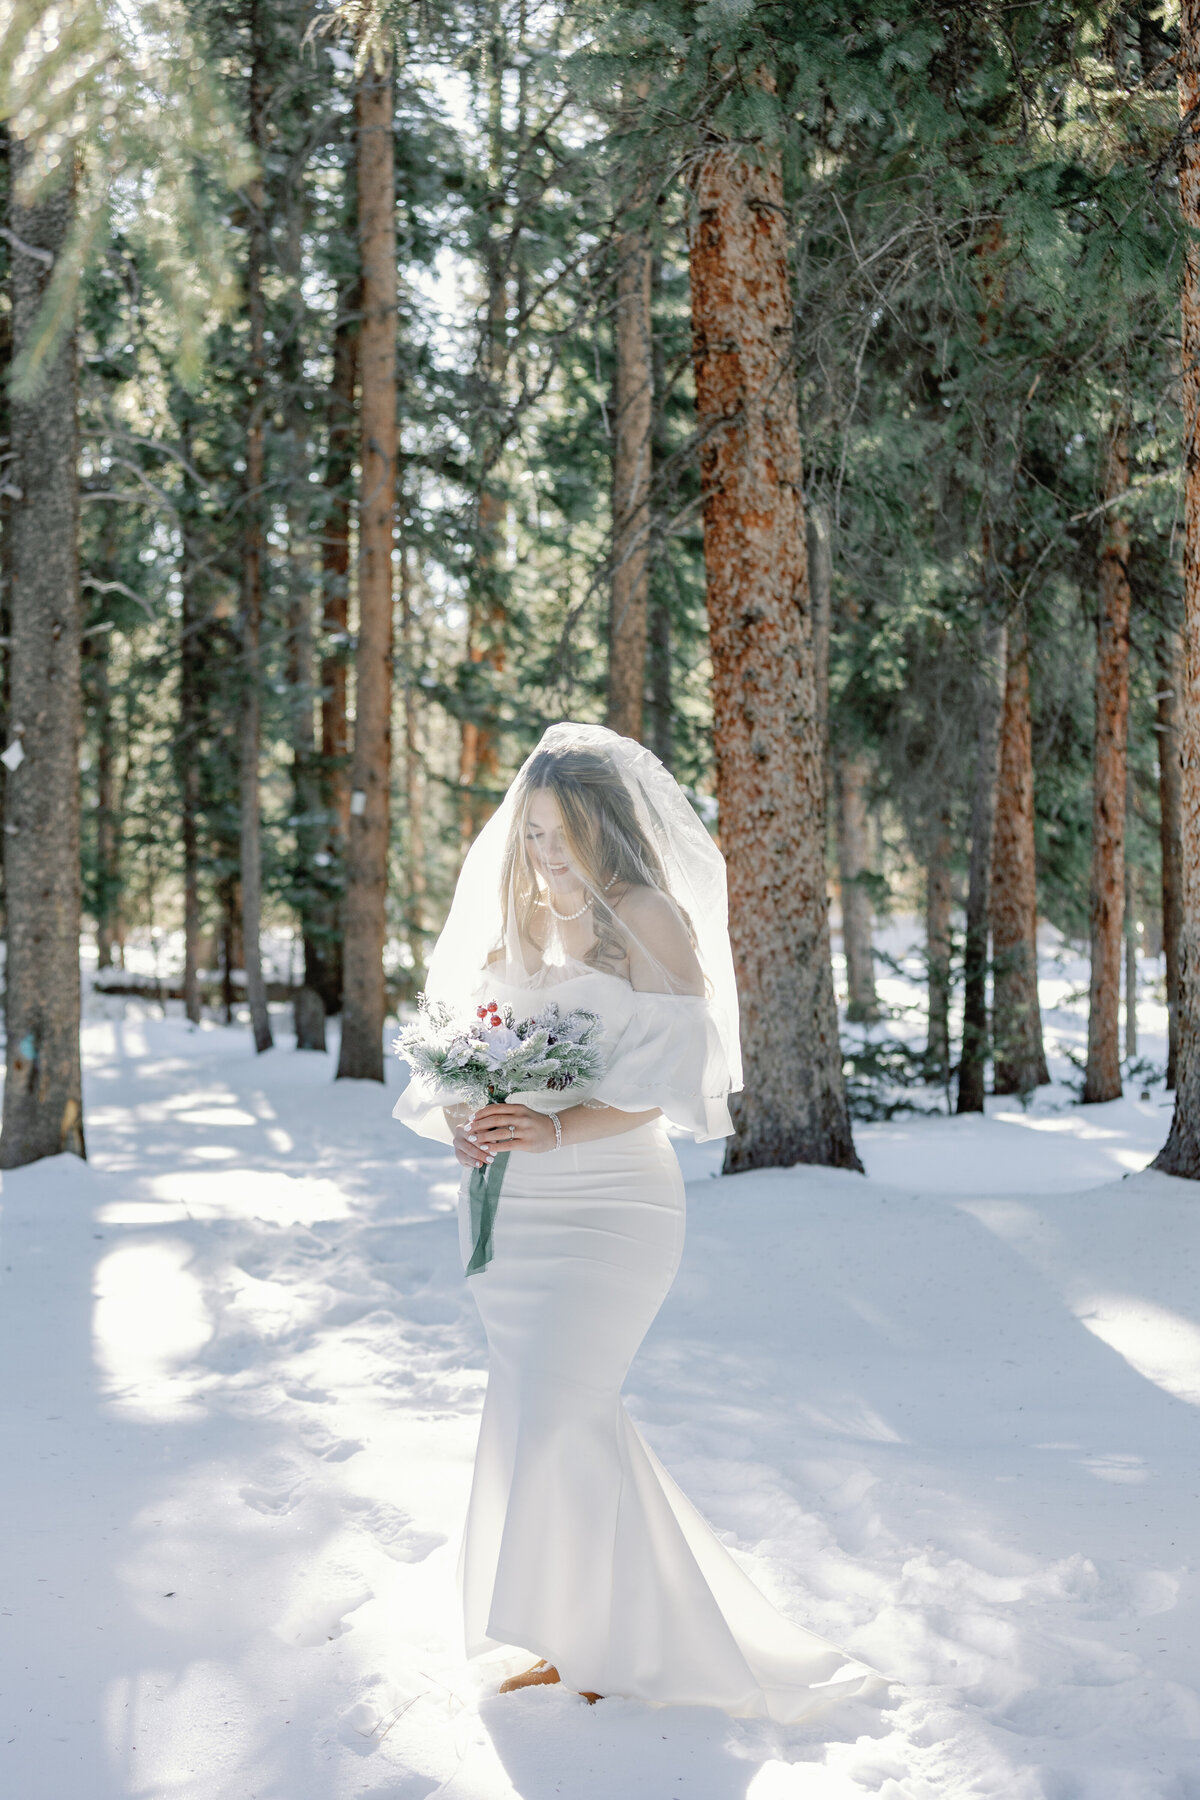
[394,997,605,1273]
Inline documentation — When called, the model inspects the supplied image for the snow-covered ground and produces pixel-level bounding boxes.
[2,924,1199,1799]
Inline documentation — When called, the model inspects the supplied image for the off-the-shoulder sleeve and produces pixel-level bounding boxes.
[392,1073,456,1144]
[591,992,734,1141]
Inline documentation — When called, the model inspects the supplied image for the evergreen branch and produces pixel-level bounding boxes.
[0,226,52,266]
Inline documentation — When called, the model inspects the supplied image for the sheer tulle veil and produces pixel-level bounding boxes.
[417,722,742,1107]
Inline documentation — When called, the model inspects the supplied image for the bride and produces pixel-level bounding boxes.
[395,722,882,1719]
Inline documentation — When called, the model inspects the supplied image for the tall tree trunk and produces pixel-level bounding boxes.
[645,253,673,771]
[957,617,1007,1113]
[0,154,10,947]
[110,693,129,969]
[179,419,203,1026]
[314,301,357,1016]
[219,874,237,1025]
[689,139,859,1174]
[93,636,118,971]
[288,553,322,1049]
[925,814,953,1084]
[647,583,672,769]
[807,503,831,765]
[835,752,878,1022]
[829,560,876,1023]
[1,149,85,1166]
[1084,408,1131,1104]
[459,21,509,841]
[181,716,202,1025]
[337,55,396,1082]
[606,210,653,740]
[238,10,274,1056]
[647,257,676,777]
[398,535,426,975]
[1157,624,1184,1088]
[457,481,505,844]
[281,211,322,1046]
[1125,856,1138,1062]
[991,609,1048,1093]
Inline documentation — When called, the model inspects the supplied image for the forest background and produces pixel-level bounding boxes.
[3,0,1199,1182]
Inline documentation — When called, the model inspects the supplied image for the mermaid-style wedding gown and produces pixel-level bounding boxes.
[444,977,880,1720]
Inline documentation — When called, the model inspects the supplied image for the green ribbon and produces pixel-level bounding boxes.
[465,1149,510,1275]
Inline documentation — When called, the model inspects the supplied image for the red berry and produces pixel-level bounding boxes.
[476,1006,487,1019]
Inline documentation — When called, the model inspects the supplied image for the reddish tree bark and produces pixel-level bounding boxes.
[991,610,1048,1093]
[457,478,505,846]
[337,55,397,1082]
[1084,410,1131,1104]
[689,140,859,1173]
[458,31,509,841]
[607,211,653,740]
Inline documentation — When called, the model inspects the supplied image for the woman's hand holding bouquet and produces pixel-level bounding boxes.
[394,997,605,1272]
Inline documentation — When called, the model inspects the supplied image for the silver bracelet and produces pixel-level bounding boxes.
[548,1111,562,1151]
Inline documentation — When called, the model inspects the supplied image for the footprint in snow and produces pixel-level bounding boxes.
[238,1457,310,1515]
[271,1576,373,1648]
[300,1424,365,1462]
[343,1495,447,1563]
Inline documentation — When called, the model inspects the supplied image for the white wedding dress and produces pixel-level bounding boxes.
[402,968,881,1719]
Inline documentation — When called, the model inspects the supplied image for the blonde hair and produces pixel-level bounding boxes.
[497,744,675,973]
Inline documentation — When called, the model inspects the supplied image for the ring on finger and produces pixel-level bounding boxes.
[508,1123,516,1140]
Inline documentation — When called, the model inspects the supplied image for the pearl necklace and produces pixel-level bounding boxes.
[541,873,618,924]
[545,893,592,922]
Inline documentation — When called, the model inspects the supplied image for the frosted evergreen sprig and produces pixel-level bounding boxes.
[394,995,605,1111]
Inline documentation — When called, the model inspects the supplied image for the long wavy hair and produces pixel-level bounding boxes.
[496,745,676,974]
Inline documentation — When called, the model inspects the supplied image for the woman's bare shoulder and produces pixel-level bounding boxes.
[611,883,680,927]
[612,885,702,989]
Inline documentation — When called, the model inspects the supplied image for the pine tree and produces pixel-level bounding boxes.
[835,750,878,1024]
[1155,0,1200,1172]
[313,299,357,1016]
[1084,407,1131,1104]
[957,618,1006,1114]
[178,414,205,1026]
[689,134,858,1173]
[1156,623,1184,1088]
[237,0,274,1056]
[607,177,653,741]
[1,146,85,1166]
[337,49,397,1082]
[924,817,954,1085]
[992,608,1048,1094]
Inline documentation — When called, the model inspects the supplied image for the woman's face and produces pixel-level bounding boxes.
[524,789,581,895]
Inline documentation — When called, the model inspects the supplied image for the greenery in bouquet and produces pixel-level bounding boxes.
[394,996,605,1111]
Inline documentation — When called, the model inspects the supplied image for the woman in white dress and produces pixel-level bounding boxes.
[395,723,881,1719]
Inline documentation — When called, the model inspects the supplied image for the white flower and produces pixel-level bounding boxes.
[480,1025,521,1069]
